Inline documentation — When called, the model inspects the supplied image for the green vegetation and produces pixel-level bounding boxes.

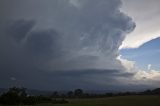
[22,95,160,106]
[0,87,68,105]
[1,87,160,106]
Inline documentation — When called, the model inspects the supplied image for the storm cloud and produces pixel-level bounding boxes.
[0,0,136,90]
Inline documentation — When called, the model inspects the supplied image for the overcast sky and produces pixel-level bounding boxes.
[0,0,160,91]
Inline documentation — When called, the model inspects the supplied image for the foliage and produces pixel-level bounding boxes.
[0,87,68,105]
[1,87,160,105]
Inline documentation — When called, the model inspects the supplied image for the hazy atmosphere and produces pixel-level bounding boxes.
[0,0,160,91]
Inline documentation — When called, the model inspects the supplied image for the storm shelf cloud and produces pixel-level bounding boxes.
[1,0,156,91]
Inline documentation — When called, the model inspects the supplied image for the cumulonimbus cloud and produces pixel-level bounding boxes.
[0,0,137,90]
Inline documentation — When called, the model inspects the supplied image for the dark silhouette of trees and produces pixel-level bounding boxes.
[1,87,160,105]
[0,87,27,105]
[51,91,59,98]
[152,88,160,94]
[67,91,74,98]
[0,92,18,105]
[74,89,83,97]
[0,87,68,105]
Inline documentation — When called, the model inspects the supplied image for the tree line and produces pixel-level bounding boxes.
[0,87,160,105]
[0,87,68,105]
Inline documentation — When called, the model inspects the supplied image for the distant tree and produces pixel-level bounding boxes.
[67,91,74,98]
[142,90,152,95]
[74,89,83,97]
[8,87,27,97]
[152,88,160,95]
[0,87,68,105]
[0,87,24,105]
[51,91,59,98]
[105,93,113,97]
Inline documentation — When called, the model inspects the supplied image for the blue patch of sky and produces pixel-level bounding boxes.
[120,37,160,70]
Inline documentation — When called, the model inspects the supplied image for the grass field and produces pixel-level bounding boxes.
[23,95,160,106]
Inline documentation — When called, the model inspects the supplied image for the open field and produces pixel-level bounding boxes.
[22,95,160,106]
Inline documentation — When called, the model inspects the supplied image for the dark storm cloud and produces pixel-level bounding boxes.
[6,20,35,43]
[0,0,136,90]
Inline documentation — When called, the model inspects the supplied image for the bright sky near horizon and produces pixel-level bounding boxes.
[121,0,160,49]
[120,0,160,84]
